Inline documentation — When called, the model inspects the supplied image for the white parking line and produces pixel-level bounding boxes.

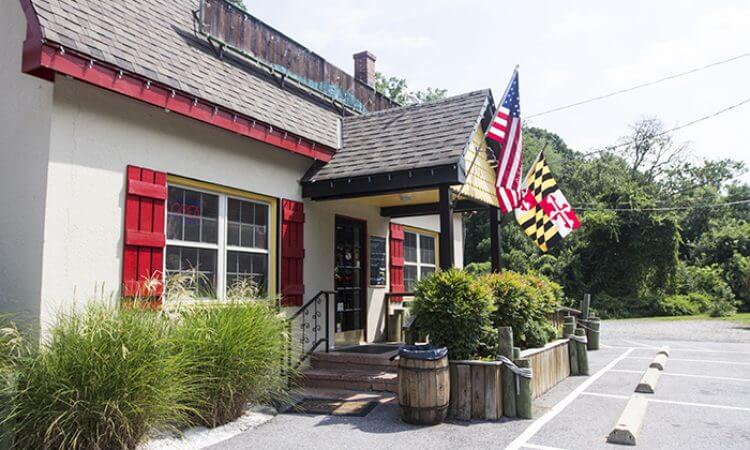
[581,392,750,412]
[622,340,657,348]
[522,444,569,450]
[504,348,635,450]
[602,343,750,355]
[627,356,750,366]
[610,369,750,383]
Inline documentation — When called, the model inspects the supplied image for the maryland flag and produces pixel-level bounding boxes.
[515,151,580,252]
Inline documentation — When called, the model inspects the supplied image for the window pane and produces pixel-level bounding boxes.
[228,198,241,221]
[202,193,218,218]
[420,235,436,265]
[202,218,217,243]
[226,250,268,296]
[167,213,183,240]
[420,266,435,280]
[184,190,202,216]
[404,265,418,292]
[165,246,217,296]
[404,232,417,263]
[167,187,218,244]
[228,198,269,250]
[184,216,200,242]
[227,221,240,246]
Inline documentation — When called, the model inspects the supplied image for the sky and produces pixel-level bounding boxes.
[245,0,750,181]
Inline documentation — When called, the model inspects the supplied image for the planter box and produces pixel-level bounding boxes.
[520,339,571,399]
[447,339,572,420]
[448,360,503,421]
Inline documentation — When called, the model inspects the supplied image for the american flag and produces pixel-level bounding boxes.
[488,68,523,214]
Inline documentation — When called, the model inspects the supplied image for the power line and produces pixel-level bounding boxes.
[582,96,750,156]
[527,51,750,119]
[576,198,750,212]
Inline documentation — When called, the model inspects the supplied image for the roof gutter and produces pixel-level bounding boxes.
[18,3,336,162]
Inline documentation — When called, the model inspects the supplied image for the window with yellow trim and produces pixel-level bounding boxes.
[403,230,437,291]
[165,182,272,299]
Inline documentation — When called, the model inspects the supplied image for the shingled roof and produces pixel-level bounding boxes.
[27,0,342,149]
[307,90,491,181]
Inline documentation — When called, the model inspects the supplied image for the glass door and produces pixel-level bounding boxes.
[334,217,366,346]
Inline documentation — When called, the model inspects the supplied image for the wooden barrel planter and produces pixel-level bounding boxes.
[397,345,450,425]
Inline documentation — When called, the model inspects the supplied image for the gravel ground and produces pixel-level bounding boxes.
[602,317,750,343]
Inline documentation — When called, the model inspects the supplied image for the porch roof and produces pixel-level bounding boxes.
[303,90,499,200]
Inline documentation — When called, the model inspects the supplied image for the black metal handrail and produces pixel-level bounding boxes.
[285,290,336,372]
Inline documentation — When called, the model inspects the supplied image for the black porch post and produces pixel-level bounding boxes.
[489,206,502,272]
[438,184,454,270]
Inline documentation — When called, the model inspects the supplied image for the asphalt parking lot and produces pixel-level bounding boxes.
[209,319,750,450]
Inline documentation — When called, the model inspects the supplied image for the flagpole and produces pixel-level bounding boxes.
[488,65,519,272]
[483,64,519,144]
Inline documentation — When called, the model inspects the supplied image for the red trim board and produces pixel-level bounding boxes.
[21,40,336,162]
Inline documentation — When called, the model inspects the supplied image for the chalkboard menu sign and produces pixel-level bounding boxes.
[369,236,387,286]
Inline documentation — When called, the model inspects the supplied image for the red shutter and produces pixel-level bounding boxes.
[389,223,405,303]
[122,165,167,299]
[281,199,305,307]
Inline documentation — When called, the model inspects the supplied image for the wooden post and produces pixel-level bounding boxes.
[515,358,533,419]
[438,185,454,270]
[513,347,521,360]
[586,318,600,351]
[581,293,591,320]
[489,206,501,272]
[563,316,575,338]
[568,329,579,376]
[498,326,516,417]
[575,328,590,376]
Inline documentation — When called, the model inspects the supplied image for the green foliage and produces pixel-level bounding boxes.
[656,294,703,317]
[374,72,447,105]
[411,269,494,360]
[462,119,749,319]
[4,306,193,450]
[483,271,561,349]
[171,300,289,427]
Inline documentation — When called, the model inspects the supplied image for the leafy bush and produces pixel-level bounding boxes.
[707,297,738,317]
[171,300,289,427]
[656,294,702,316]
[483,271,561,349]
[411,269,494,360]
[4,306,193,450]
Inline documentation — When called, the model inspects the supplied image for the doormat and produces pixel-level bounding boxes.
[334,344,400,354]
[289,398,379,417]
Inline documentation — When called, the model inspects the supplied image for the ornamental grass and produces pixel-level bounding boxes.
[3,305,196,450]
[171,295,290,427]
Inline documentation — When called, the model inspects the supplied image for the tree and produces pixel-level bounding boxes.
[374,72,447,105]
[615,117,689,182]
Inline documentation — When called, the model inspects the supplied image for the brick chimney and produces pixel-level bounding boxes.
[353,51,376,87]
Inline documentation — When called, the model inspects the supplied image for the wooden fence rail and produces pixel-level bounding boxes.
[520,339,571,398]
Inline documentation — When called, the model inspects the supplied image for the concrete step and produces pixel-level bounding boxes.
[300,367,399,393]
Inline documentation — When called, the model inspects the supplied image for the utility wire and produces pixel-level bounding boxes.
[582,96,750,156]
[527,51,750,119]
[575,198,750,212]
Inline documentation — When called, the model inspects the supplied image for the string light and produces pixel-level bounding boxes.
[575,198,750,213]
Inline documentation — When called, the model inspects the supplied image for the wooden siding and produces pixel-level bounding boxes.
[451,127,499,208]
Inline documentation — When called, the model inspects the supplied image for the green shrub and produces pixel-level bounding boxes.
[656,294,701,316]
[4,306,193,450]
[411,269,494,360]
[171,300,289,427]
[483,271,560,349]
[707,297,738,317]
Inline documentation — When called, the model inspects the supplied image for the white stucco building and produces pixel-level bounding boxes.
[2,0,504,348]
